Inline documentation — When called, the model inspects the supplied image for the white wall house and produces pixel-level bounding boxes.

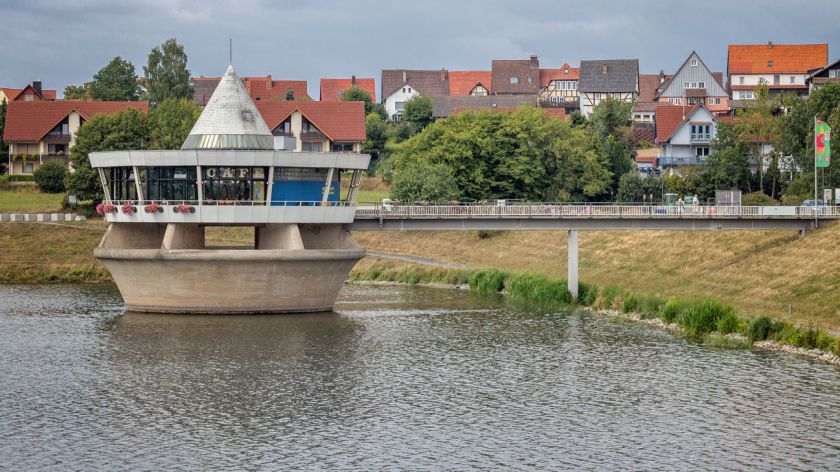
[384,85,419,122]
[658,105,717,170]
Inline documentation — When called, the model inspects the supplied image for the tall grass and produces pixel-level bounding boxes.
[350,262,840,356]
[468,269,508,293]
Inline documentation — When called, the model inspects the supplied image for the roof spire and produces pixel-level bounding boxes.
[229,38,233,65]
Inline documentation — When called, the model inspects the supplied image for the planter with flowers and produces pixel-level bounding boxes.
[173,203,196,214]
[144,202,164,214]
[95,202,117,216]
[121,202,137,216]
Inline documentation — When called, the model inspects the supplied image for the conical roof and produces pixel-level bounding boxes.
[182,65,274,150]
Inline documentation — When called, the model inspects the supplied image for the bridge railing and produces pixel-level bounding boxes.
[354,204,840,219]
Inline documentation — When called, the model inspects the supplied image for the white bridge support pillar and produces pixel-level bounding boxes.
[568,229,579,301]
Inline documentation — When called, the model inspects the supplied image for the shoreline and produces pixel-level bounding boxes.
[349,269,840,367]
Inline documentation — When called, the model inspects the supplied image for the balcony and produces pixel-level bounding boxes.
[690,133,711,143]
[43,132,71,144]
[659,155,707,166]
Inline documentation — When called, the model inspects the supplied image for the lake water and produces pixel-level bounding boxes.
[1,283,839,470]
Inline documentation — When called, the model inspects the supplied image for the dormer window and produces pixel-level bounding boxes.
[470,84,488,96]
[768,60,773,67]
[510,77,519,84]
[241,110,254,122]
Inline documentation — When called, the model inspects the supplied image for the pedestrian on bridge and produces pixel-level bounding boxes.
[693,194,700,214]
[677,197,685,215]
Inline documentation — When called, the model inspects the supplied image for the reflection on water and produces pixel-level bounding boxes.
[1,283,839,470]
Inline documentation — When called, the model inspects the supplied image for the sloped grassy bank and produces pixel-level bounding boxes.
[350,261,840,364]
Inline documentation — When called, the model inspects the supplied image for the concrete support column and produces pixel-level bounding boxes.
[162,224,205,250]
[256,224,304,250]
[568,229,579,301]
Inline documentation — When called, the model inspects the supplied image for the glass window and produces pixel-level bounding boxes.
[691,59,698,66]
[302,142,322,152]
[201,166,267,203]
[510,77,519,84]
[395,101,405,111]
[739,76,745,85]
[331,143,354,152]
[790,76,796,84]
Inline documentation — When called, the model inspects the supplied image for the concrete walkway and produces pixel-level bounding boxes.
[0,213,85,222]
[365,251,470,270]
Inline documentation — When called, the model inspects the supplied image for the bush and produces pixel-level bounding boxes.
[660,298,685,324]
[637,295,666,319]
[746,316,774,343]
[468,269,507,293]
[741,191,778,206]
[578,282,598,306]
[678,298,737,337]
[33,161,67,193]
[506,272,572,306]
[716,310,741,335]
[621,292,640,314]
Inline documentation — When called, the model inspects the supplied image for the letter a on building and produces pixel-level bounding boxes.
[816,119,831,168]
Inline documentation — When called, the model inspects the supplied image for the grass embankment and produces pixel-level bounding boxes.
[342,176,391,203]
[354,224,840,332]
[351,261,840,359]
[0,184,65,213]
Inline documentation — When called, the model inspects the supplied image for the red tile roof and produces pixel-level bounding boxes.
[1,86,57,101]
[245,77,310,102]
[655,105,697,143]
[538,64,579,87]
[255,101,366,142]
[728,43,828,74]
[448,71,492,96]
[319,78,376,102]
[639,74,663,102]
[3,100,148,143]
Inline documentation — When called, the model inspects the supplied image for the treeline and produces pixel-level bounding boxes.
[384,100,636,202]
[382,83,840,204]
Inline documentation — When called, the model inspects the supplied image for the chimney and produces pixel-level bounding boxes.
[602,65,608,75]
[402,70,407,83]
[659,69,665,83]
[530,55,539,68]
[440,68,446,81]
[768,41,773,49]
[266,75,272,89]
[351,75,356,86]
[32,80,42,96]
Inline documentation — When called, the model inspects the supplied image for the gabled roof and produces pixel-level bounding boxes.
[1,85,57,102]
[190,75,310,106]
[319,78,376,102]
[3,100,147,143]
[728,43,828,74]
[656,104,705,143]
[655,52,728,99]
[255,101,366,142]
[539,64,579,87]
[1,88,22,101]
[491,58,540,94]
[807,58,840,79]
[381,69,450,100]
[579,59,639,93]
[246,77,310,102]
[639,74,663,102]
[449,71,492,96]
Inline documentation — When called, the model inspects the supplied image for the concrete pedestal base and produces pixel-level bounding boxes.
[96,223,364,314]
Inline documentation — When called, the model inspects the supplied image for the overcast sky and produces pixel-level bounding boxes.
[1,0,839,98]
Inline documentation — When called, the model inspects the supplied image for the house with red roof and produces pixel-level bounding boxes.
[537,64,579,110]
[656,104,716,170]
[727,42,828,100]
[191,75,310,106]
[255,101,366,153]
[319,77,376,102]
[1,81,57,103]
[3,100,147,175]
[448,71,492,97]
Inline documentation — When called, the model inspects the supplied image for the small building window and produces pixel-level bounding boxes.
[696,147,710,157]
[302,142,323,152]
[768,60,773,67]
[510,77,519,84]
[564,68,569,74]
[331,143,354,152]
[739,76,745,85]
[23,163,34,173]
[395,101,405,111]
[691,59,698,66]
[698,82,705,88]
[790,76,796,84]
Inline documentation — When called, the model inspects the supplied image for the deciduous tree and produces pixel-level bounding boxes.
[89,57,141,101]
[144,38,193,106]
[403,95,433,134]
[340,86,374,115]
[148,98,201,149]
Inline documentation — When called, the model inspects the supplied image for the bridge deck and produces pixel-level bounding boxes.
[351,204,838,231]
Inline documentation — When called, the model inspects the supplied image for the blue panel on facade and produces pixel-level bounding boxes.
[271,179,340,204]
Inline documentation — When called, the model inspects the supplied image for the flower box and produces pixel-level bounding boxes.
[173,204,196,214]
[95,203,116,216]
